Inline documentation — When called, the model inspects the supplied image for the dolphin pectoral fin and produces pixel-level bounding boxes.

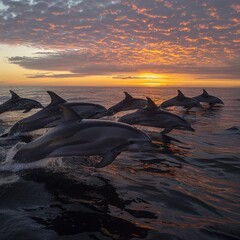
[208,103,215,108]
[0,132,9,138]
[161,128,172,134]
[185,106,193,111]
[23,108,32,113]
[95,151,120,168]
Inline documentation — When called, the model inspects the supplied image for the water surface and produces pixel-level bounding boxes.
[0,87,239,240]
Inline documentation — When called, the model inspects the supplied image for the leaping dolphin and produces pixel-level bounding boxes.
[5,91,111,137]
[193,89,224,106]
[0,90,43,114]
[160,90,202,110]
[12,104,158,168]
[119,97,195,134]
[108,92,147,114]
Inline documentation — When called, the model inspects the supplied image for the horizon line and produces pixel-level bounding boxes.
[0,85,240,89]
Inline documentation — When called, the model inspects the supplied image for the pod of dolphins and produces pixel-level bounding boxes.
[0,89,224,168]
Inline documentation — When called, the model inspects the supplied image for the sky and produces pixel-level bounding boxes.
[0,0,239,87]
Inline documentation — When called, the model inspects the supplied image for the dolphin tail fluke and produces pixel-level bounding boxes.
[95,151,120,168]
[10,90,20,99]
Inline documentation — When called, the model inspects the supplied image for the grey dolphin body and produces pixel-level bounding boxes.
[7,91,111,137]
[160,90,202,110]
[12,105,157,168]
[108,92,147,114]
[119,97,195,134]
[0,90,43,114]
[193,89,224,106]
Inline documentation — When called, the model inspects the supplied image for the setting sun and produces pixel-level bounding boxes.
[139,73,167,87]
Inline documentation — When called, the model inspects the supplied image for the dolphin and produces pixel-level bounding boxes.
[160,90,202,110]
[0,90,43,114]
[108,92,147,114]
[119,97,195,134]
[193,89,224,106]
[12,104,158,168]
[5,91,112,137]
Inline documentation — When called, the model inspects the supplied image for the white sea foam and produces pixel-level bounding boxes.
[0,127,11,136]
[0,141,66,172]
[4,142,26,164]
[0,157,65,173]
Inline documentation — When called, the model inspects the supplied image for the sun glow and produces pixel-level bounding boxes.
[140,73,168,87]
[140,73,159,79]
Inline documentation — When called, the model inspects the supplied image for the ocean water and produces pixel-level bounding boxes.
[0,86,239,240]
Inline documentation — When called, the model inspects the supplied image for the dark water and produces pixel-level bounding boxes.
[0,87,239,240]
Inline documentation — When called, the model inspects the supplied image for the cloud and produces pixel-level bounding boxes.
[0,0,239,80]
[26,73,88,78]
[7,49,240,79]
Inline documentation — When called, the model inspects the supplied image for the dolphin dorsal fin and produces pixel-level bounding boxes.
[124,92,133,100]
[47,91,66,105]
[146,97,158,109]
[10,90,20,99]
[202,89,209,96]
[177,90,185,99]
[59,104,82,121]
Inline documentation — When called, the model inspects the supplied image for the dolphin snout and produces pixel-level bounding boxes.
[104,110,115,116]
[91,110,114,119]
[36,103,44,108]
[118,117,134,124]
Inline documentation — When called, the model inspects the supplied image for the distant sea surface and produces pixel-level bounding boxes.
[0,86,240,240]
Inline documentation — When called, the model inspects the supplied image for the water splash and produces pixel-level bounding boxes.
[5,142,26,163]
[0,142,66,172]
[0,173,20,186]
[0,157,65,173]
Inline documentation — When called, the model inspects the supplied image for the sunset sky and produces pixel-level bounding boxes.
[0,0,239,87]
